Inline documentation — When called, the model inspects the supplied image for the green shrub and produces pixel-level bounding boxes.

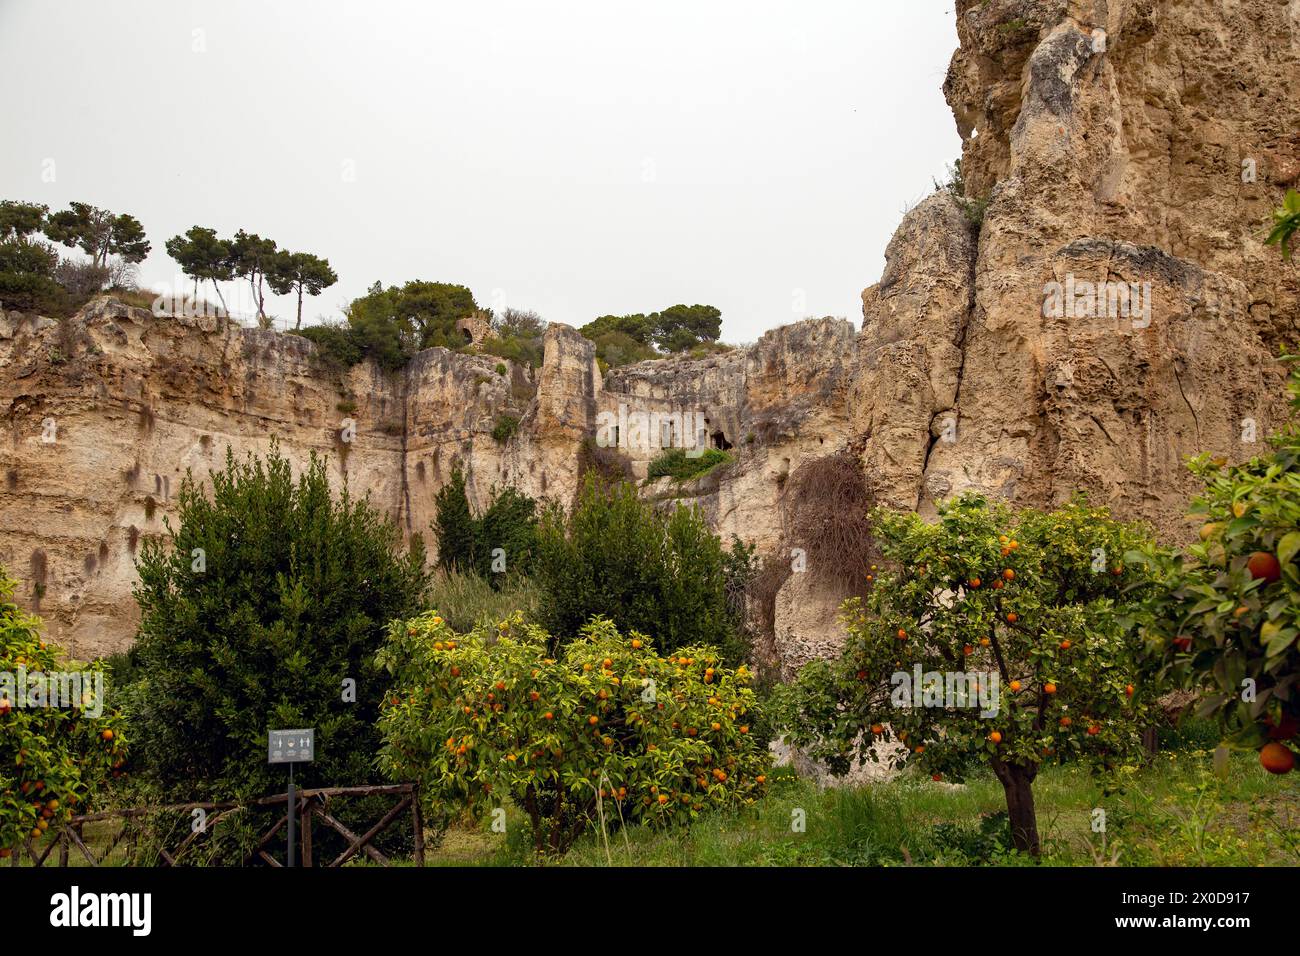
[491,414,520,443]
[1134,355,1300,757]
[534,476,741,660]
[294,321,364,369]
[646,447,731,482]
[126,444,430,859]
[432,468,478,575]
[432,470,538,586]
[375,615,771,856]
[0,567,128,852]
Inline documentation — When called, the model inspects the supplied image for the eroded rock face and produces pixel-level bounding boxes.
[2,0,1297,669]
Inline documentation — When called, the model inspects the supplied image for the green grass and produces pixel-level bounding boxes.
[646,448,732,482]
[422,748,1300,867]
[23,740,1299,868]
[426,570,538,634]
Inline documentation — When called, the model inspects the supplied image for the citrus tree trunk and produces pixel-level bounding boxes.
[992,759,1041,856]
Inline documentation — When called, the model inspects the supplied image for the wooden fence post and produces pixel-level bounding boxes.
[300,796,313,868]
[412,787,425,867]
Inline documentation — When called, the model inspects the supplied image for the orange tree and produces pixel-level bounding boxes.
[375,613,770,855]
[776,494,1160,855]
[1133,357,1300,773]
[0,567,126,856]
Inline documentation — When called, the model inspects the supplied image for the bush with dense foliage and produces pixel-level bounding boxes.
[1134,358,1300,772]
[432,469,538,586]
[375,614,770,855]
[0,568,127,856]
[534,476,743,661]
[127,445,429,828]
[777,494,1160,855]
[579,304,723,367]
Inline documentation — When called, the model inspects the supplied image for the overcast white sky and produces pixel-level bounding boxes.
[0,1,961,342]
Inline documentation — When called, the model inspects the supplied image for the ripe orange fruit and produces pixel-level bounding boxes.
[1259,742,1295,775]
[1125,684,1135,697]
[602,658,613,669]
[495,681,506,691]
[1005,612,1018,624]
[989,731,1002,744]
[1003,569,1015,581]
[543,711,554,720]
[756,774,767,784]
[1044,683,1057,694]
[739,725,749,734]
[711,722,721,731]
[932,773,943,781]
[1199,522,1221,541]
[657,793,669,804]
[529,690,540,701]
[1087,724,1100,736]
[979,637,991,647]
[1009,680,1021,692]
[963,644,974,656]
[1059,640,1071,650]
[101,730,114,741]
[588,715,598,725]
[450,666,461,677]
[897,628,908,640]
[969,577,981,589]
[631,638,642,649]
[992,580,1004,590]
[1247,551,1282,584]
[871,723,884,735]
[1059,716,1072,727]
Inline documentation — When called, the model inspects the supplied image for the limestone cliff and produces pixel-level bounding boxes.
[2,0,1298,667]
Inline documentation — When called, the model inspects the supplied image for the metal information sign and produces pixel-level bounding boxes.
[268,729,315,764]
[269,728,315,867]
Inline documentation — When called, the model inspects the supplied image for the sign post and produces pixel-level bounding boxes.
[268,729,315,867]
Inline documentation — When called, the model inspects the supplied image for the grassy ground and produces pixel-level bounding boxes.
[20,743,1299,867]
[425,747,1300,867]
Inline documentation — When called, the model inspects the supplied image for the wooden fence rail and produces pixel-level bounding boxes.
[12,783,423,868]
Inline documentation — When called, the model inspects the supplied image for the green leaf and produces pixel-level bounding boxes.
[1278,531,1300,567]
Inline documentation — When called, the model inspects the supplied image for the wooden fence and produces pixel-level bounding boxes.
[11,783,423,868]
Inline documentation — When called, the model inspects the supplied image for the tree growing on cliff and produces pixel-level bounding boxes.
[126,444,429,858]
[165,226,233,313]
[0,200,48,241]
[776,494,1161,855]
[267,250,338,329]
[44,201,150,271]
[227,230,279,326]
[0,201,61,313]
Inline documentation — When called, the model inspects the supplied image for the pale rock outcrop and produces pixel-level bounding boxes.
[2,0,1297,676]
